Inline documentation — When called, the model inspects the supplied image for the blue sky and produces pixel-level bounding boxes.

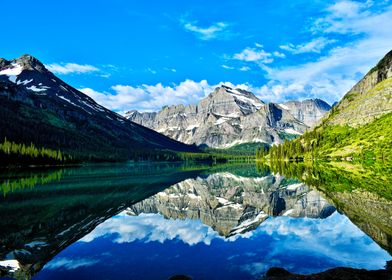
[2,0,392,111]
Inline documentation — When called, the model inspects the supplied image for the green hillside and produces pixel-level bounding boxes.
[264,50,392,161]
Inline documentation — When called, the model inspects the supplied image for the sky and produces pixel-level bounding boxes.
[2,0,392,112]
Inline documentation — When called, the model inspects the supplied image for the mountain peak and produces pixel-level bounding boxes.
[214,85,255,97]
[210,85,231,95]
[14,54,47,72]
[0,54,47,75]
[124,110,140,118]
[369,49,392,83]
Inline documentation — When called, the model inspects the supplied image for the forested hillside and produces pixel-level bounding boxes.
[262,50,392,161]
[0,55,199,164]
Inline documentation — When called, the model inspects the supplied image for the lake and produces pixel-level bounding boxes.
[0,162,391,279]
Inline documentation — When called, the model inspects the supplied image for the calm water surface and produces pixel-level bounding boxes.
[0,162,391,279]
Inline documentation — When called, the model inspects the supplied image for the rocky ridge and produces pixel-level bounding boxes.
[126,85,331,148]
[325,49,392,127]
[129,172,336,236]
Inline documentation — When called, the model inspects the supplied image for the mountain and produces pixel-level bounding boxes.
[268,49,392,160]
[126,85,330,148]
[279,99,331,127]
[325,49,392,127]
[0,54,198,161]
[129,172,335,237]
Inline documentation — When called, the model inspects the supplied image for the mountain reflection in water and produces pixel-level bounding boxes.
[0,163,390,280]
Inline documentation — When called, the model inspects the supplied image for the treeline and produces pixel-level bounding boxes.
[0,137,257,167]
[205,142,269,156]
[0,138,71,166]
[256,145,269,160]
[265,127,353,161]
[1,170,63,196]
[258,112,392,161]
[266,160,392,201]
[177,151,255,163]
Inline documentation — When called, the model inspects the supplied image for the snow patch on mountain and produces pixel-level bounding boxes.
[0,63,23,83]
[230,90,263,109]
[284,128,302,135]
[0,259,20,273]
[279,103,289,110]
[27,85,49,92]
[17,79,33,85]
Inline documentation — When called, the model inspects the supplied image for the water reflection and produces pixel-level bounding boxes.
[43,210,387,280]
[0,163,205,279]
[266,160,392,254]
[0,163,390,280]
[129,172,336,237]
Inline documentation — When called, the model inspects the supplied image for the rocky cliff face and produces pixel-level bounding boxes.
[325,49,392,127]
[280,99,331,127]
[125,85,330,148]
[129,172,335,237]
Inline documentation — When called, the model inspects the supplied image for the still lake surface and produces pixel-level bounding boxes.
[0,162,391,279]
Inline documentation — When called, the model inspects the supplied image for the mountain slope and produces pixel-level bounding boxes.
[325,49,392,127]
[0,55,198,161]
[268,49,392,160]
[126,85,330,148]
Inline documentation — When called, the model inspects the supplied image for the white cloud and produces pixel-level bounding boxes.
[255,43,264,48]
[46,63,99,75]
[80,79,215,112]
[311,0,389,35]
[146,67,157,74]
[222,64,234,70]
[258,1,392,104]
[223,64,252,72]
[239,66,251,71]
[325,0,374,19]
[80,212,221,246]
[233,47,273,63]
[182,20,231,40]
[273,51,286,58]
[79,80,260,112]
[45,257,99,270]
[280,37,336,54]
[252,82,308,103]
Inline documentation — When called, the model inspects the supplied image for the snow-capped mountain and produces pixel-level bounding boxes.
[0,55,114,115]
[0,54,198,159]
[129,172,336,237]
[125,85,330,148]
